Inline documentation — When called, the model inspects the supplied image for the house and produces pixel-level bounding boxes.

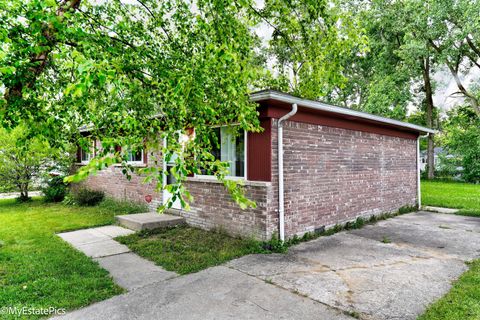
[419,147,462,173]
[75,90,435,241]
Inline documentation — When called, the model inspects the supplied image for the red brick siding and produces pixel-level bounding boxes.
[74,165,162,210]
[74,147,163,210]
[181,179,272,240]
[269,119,418,238]
[75,118,419,240]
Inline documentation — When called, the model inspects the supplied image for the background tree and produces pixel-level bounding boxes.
[257,0,368,100]
[397,0,441,180]
[314,0,442,179]
[440,105,480,183]
[396,0,480,178]
[327,0,415,120]
[0,125,56,201]
[421,0,480,117]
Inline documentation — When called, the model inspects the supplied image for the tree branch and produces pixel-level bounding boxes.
[5,0,82,104]
[428,38,480,117]
[466,36,480,58]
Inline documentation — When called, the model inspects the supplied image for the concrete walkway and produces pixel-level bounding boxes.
[54,212,480,320]
[53,266,352,320]
[58,226,177,290]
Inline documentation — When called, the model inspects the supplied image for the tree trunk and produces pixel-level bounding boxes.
[422,57,435,180]
[18,183,29,202]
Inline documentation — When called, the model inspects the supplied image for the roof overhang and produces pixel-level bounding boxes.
[250,90,435,135]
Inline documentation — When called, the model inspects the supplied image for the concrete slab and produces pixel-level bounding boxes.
[423,206,460,214]
[58,229,110,247]
[76,239,131,258]
[58,225,178,292]
[95,253,177,290]
[55,212,480,320]
[93,225,135,238]
[53,266,353,320]
[350,212,480,260]
[227,212,480,320]
[116,212,185,231]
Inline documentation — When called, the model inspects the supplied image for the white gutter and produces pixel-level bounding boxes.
[278,103,298,242]
[417,136,421,208]
[251,90,436,135]
[417,133,430,208]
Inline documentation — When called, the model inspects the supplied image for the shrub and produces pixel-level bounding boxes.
[42,176,68,202]
[98,198,148,214]
[73,188,105,206]
[15,195,31,203]
[62,193,77,206]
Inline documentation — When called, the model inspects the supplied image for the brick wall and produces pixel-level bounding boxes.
[74,145,163,210]
[74,165,163,210]
[269,119,418,238]
[76,119,419,241]
[180,178,272,240]
[75,150,274,239]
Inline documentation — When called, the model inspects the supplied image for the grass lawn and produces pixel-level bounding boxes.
[116,226,267,274]
[419,180,480,319]
[421,180,480,216]
[115,206,418,276]
[419,259,480,320]
[0,198,145,319]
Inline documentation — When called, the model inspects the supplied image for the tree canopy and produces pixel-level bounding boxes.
[440,105,480,183]
[0,124,56,200]
[1,0,479,206]
[1,0,368,208]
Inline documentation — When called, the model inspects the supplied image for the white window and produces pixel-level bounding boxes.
[201,127,246,178]
[80,148,92,163]
[80,141,95,163]
[127,150,144,164]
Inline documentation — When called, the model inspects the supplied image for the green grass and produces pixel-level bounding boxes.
[421,180,480,216]
[116,226,267,274]
[0,198,145,319]
[116,205,419,275]
[419,180,480,319]
[419,260,480,320]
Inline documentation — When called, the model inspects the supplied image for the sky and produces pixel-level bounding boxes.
[433,67,480,114]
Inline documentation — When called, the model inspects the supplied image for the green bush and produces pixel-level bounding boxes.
[98,198,148,214]
[62,193,77,206]
[73,188,105,206]
[42,176,68,202]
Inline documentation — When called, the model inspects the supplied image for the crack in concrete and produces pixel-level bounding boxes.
[226,265,361,319]
[227,238,471,320]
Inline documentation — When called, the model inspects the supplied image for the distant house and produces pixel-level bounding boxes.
[419,147,462,173]
[75,90,434,240]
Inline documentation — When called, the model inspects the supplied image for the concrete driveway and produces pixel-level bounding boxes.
[55,212,480,320]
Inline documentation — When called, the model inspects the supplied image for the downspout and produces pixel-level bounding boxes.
[278,103,298,242]
[417,133,429,209]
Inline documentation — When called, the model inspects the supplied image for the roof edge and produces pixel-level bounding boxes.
[250,90,435,135]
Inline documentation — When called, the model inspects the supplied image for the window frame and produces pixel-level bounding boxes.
[195,126,248,180]
[126,149,145,165]
[79,140,95,164]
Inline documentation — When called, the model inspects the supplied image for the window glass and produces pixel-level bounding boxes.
[127,150,143,163]
[80,141,94,163]
[81,149,91,163]
[201,127,245,177]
